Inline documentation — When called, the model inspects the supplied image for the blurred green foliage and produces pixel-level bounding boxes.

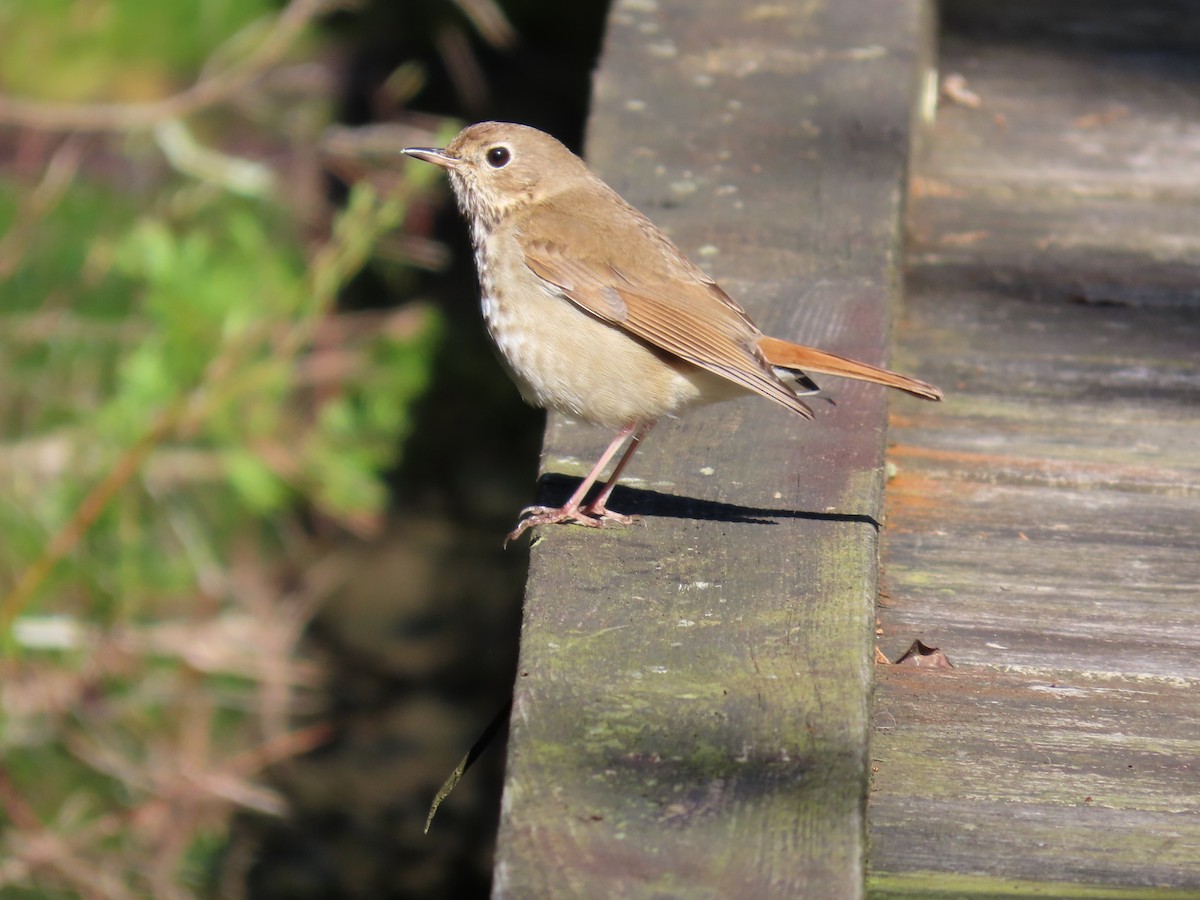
[3,183,440,618]
[0,0,446,894]
[0,0,278,100]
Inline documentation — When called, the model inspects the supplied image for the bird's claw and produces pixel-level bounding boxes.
[504,504,637,545]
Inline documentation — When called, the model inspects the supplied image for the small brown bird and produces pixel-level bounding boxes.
[403,122,941,542]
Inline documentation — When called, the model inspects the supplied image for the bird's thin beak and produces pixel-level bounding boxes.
[401,147,461,169]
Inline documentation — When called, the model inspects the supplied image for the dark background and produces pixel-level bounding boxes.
[235,2,611,897]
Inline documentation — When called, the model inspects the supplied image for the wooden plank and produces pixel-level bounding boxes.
[491,0,936,896]
[869,3,1200,893]
[872,671,1200,897]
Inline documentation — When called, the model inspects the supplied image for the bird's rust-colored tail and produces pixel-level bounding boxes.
[758,336,943,401]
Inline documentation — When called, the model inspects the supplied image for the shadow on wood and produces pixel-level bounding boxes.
[535,474,883,530]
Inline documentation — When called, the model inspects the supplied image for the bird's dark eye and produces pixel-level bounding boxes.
[486,146,511,168]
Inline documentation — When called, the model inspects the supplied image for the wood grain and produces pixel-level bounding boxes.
[870,3,1200,893]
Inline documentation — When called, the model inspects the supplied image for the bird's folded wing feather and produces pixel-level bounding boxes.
[517,191,814,418]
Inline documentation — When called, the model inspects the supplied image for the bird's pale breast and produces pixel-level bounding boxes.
[474,227,735,429]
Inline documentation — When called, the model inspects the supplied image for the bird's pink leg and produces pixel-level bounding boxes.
[506,422,647,543]
[580,421,654,522]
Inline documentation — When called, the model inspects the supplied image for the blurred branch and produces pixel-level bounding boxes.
[0,402,188,634]
[0,0,347,133]
[153,120,277,198]
[0,0,518,134]
[0,766,130,898]
[451,0,518,49]
[0,767,42,832]
[0,311,151,343]
[0,136,84,278]
[0,305,427,348]
[436,25,489,112]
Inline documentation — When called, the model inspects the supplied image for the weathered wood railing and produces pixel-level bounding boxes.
[491,1,934,896]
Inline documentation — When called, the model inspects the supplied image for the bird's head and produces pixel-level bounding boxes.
[403,121,590,225]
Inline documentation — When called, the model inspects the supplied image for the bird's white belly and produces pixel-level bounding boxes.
[480,284,727,429]
[471,228,744,428]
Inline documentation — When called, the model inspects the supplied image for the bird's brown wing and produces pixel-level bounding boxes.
[518,187,814,418]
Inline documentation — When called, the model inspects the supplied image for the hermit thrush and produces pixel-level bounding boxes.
[402,122,941,542]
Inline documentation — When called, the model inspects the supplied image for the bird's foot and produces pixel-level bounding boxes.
[505,503,636,545]
[506,505,599,544]
[580,502,635,527]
